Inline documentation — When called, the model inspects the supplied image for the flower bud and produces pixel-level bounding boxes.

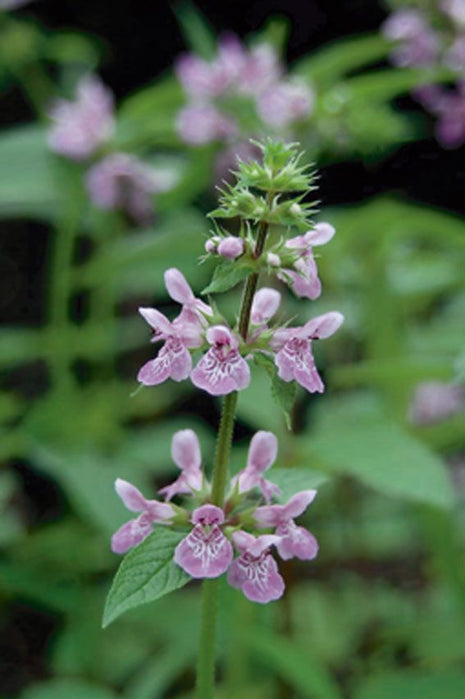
[267,252,281,267]
[205,239,217,253]
[217,236,245,259]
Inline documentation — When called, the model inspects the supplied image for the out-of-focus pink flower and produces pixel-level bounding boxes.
[442,0,465,27]
[382,9,428,42]
[408,381,465,425]
[445,37,465,71]
[233,431,280,503]
[176,104,237,145]
[271,311,344,393]
[159,429,204,501]
[257,81,314,128]
[48,75,114,161]
[254,490,318,560]
[111,478,175,554]
[238,43,282,96]
[85,153,169,223]
[227,531,284,603]
[191,325,250,396]
[217,236,245,259]
[382,9,439,67]
[174,504,233,578]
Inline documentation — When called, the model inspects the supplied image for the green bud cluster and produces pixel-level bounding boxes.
[209,139,319,234]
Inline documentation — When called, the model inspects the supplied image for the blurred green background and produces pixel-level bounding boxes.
[1,1,465,697]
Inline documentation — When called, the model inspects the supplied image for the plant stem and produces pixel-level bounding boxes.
[196,203,272,698]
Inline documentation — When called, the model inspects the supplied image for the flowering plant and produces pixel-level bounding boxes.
[104,139,343,696]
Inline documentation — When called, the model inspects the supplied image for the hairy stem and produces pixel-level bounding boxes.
[196,204,272,698]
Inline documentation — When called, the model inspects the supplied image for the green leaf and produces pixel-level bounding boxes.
[248,630,342,699]
[253,353,296,429]
[355,671,465,699]
[202,261,253,294]
[102,528,190,628]
[0,125,58,220]
[21,678,118,699]
[173,0,217,59]
[295,34,390,85]
[270,467,329,503]
[303,408,454,509]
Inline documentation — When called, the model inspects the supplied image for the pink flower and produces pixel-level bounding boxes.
[271,311,344,393]
[191,326,250,396]
[111,478,175,554]
[280,222,335,300]
[176,104,237,145]
[174,504,233,578]
[254,490,318,560]
[85,152,168,223]
[227,531,284,603]
[137,307,195,386]
[434,86,465,148]
[164,267,212,337]
[48,75,114,161]
[175,54,223,99]
[257,81,314,128]
[250,288,281,327]
[217,236,245,259]
[234,431,280,503]
[159,429,204,501]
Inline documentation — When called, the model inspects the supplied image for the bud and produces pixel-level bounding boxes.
[267,252,281,267]
[217,237,245,260]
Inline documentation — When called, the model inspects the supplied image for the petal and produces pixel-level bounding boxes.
[138,340,192,386]
[283,489,317,519]
[171,429,201,472]
[303,311,344,339]
[191,348,250,396]
[174,525,233,578]
[138,307,172,334]
[241,555,285,603]
[111,516,153,554]
[304,222,335,246]
[164,268,195,305]
[251,288,281,325]
[242,556,284,604]
[276,522,319,561]
[247,431,278,474]
[231,530,256,553]
[115,478,148,512]
[192,504,224,525]
[168,342,193,381]
[254,504,283,528]
[247,534,282,558]
[206,324,237,348]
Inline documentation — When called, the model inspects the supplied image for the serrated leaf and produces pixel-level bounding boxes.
[254,353,296,429]
[102,529,190,628]
[202,262,253,294]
